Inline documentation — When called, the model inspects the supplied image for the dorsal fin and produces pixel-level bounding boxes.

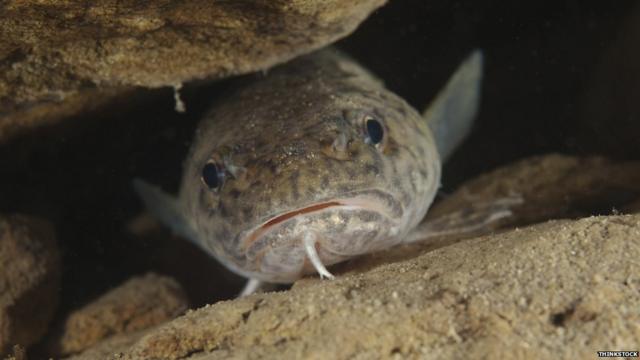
[423,50,483,162]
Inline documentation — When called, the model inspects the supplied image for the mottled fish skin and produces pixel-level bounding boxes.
[134,47,481,286]
[165,49,442,283]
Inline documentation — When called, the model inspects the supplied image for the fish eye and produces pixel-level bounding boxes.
[364,116,385,146]
[201,162,225,190]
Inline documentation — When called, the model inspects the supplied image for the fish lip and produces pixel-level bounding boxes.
[239,189,404,253]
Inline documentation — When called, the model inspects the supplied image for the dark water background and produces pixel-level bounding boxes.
[0,0,638,325]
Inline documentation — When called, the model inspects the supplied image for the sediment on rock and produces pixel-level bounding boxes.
[48,273,189,357]
[428,154,640,226]
[0,0,386,144]
[67,214,640,360]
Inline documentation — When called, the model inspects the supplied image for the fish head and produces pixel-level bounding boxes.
[182,84,441,282]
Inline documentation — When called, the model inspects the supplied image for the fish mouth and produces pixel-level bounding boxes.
[240,189,404,252]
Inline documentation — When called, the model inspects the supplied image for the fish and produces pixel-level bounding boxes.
[135,48,506,295]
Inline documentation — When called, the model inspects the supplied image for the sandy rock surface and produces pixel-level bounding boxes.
[68,215,640,360]
[0,0,385,144]
[49,273,189,357]
[0,215,60,356]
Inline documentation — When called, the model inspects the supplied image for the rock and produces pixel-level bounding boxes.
[49,273,189,357]
[0,0,386,144]
[65,330,150,360]
[0,215,60,356]
[0,87,139,146]
[429,154,640,226]
[65,213,639,359]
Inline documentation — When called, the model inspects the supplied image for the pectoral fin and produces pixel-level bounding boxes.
[404,194,523,244]
[133,178,199,244]
[423,50,484,162]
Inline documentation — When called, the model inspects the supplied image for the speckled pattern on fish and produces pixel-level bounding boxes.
[135,48,483,285]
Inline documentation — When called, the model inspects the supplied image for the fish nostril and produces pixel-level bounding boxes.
[332,132,348,153]
[223,156,247,180]
[322,131,352,160]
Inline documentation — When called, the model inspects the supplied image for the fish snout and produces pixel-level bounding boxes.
[236,190,406,282]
